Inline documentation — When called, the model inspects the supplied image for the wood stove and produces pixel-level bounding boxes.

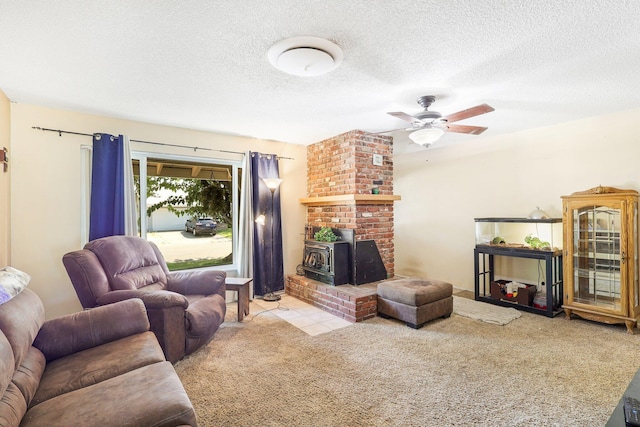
[302,227,388,286]
[302,240,350,286]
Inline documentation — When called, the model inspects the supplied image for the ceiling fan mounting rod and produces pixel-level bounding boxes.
[417,95,436,110]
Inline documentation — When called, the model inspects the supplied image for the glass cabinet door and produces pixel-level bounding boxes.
[633,201,639,313]
[572,204,623,311]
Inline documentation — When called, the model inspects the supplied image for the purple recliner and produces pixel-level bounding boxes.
[62,235,226,363]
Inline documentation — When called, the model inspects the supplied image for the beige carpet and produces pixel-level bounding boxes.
[174,300,640,426]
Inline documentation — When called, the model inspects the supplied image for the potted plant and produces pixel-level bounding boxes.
[314,226,339,242]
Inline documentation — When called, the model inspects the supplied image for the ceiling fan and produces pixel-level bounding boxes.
[382,95,494,147]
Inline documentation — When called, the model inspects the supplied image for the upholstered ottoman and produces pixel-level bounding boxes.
[377,278,453,329]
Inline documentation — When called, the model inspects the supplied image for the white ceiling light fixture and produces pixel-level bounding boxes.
[408,128,445,147]
[268,36,343,77]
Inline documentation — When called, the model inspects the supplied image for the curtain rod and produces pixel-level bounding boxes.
[31,126,294,160]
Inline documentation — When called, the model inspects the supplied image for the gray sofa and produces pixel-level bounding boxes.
[0,288,197,426]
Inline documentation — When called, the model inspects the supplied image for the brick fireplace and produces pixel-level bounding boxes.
[285,130,400,322]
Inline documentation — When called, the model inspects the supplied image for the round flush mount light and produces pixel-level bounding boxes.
[268,36,343,77]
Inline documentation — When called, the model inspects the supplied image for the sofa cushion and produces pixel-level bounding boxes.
[22,362,197,427]
[11,346,45,407]
[85,236,168,290]
[33,297,150,362]
[0,267,30,305]
[31,331,165,406]
[0,382,26,427]
[0,289,44,371]
[0,331,15,402]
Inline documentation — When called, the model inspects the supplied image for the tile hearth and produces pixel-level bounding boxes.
[252,294,352,336]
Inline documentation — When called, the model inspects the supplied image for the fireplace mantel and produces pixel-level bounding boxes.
[299,194,401,206]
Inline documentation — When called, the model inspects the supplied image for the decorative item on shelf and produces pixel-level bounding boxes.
[533,291,559,311]
[490,280,537,306]
[314,226,339,242]
[505,281,527,298]
[528,206,549,219]
[490,236,529,249]
[524,234,551,250]
[372,187,380,194]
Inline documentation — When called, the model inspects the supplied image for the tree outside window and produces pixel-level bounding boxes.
[133,157,238,271]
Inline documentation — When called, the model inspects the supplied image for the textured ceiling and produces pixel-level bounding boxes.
[1,1,639,153]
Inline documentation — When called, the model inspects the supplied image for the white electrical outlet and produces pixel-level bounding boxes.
[372,154,383,166]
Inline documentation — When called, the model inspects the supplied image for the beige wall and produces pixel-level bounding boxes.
[11,100,640,315]
[394,108,640,290]
[10,103,307,318]
[0,90,9,266]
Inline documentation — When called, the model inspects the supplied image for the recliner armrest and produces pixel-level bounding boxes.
[167,270,226,297]
[97,289,189,309]
[33,298,150,362]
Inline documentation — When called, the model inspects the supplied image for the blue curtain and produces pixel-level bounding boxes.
[89,133,127,241]
[251,152,283,296]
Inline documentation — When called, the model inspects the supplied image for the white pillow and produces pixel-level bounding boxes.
[0,267,31,305]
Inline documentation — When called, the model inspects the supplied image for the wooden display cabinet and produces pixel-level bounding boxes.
[562,186,640,333]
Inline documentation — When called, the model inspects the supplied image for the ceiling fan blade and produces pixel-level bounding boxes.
[369,127,408,135]
[443,104,494,123]
[388,111,420,123]
[445,124,488,135]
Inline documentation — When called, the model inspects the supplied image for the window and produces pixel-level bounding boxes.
[132,152,242,271]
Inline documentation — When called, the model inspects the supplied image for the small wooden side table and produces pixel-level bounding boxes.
[225,278,252,322]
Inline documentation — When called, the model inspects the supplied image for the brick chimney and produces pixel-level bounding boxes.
[301,130,398,277]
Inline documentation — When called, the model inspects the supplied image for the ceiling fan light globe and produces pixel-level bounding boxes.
[409,128,444,146]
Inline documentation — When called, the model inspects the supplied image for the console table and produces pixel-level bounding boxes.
[474,245,564,317]
[225,278,252,322]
